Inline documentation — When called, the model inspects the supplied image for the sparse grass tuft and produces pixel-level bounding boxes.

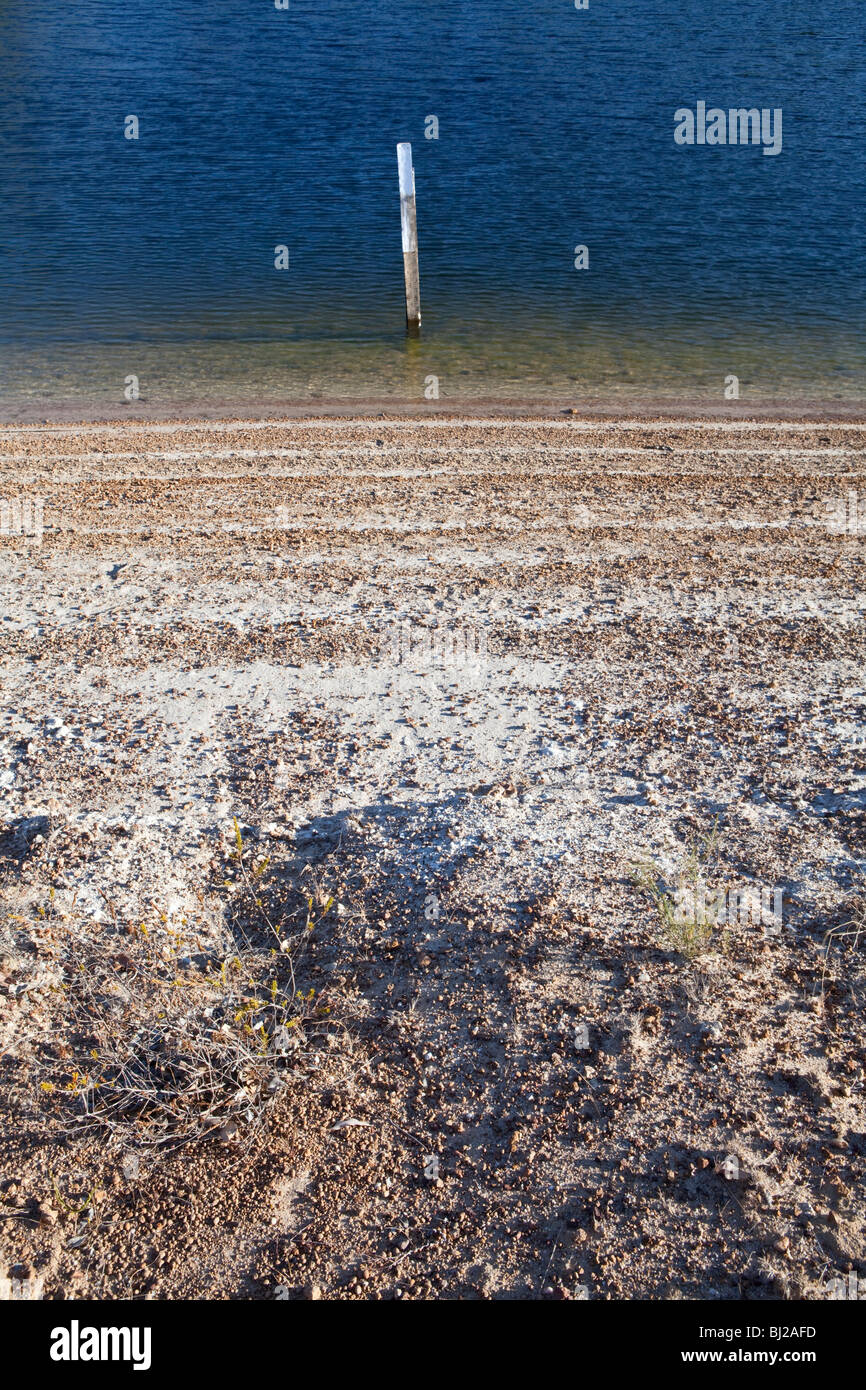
[11,820,349,1154]
[631,823,725,960]
[819,899,865,1011]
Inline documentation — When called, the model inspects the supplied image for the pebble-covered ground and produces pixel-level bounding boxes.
[0,415,864,1300]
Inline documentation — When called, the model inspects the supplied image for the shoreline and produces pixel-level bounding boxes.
[1,398,865,428]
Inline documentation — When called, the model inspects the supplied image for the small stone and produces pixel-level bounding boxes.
[121,1154,140,1181]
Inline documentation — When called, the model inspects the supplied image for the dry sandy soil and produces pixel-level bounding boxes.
[0,414,864,1301]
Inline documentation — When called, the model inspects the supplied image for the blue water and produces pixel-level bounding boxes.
[1,0,864,410]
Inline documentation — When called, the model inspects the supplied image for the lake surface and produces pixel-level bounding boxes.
[1,0,864,413]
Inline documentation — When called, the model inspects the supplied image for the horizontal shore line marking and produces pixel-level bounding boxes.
[0,418,863,438]
[0,446,861,465]
[4,519,847,540]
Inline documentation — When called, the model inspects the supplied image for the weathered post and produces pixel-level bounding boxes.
[397,142,421,330]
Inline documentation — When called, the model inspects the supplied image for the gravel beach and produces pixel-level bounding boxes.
[0,414,864,1301]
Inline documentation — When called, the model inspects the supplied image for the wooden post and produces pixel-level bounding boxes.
[397,142,421,330]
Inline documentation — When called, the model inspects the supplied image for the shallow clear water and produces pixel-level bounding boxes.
[1,0,864,412]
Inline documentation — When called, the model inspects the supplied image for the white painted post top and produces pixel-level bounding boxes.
[397,142,415,197]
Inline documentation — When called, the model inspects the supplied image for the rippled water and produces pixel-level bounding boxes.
[1,0,864,412]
